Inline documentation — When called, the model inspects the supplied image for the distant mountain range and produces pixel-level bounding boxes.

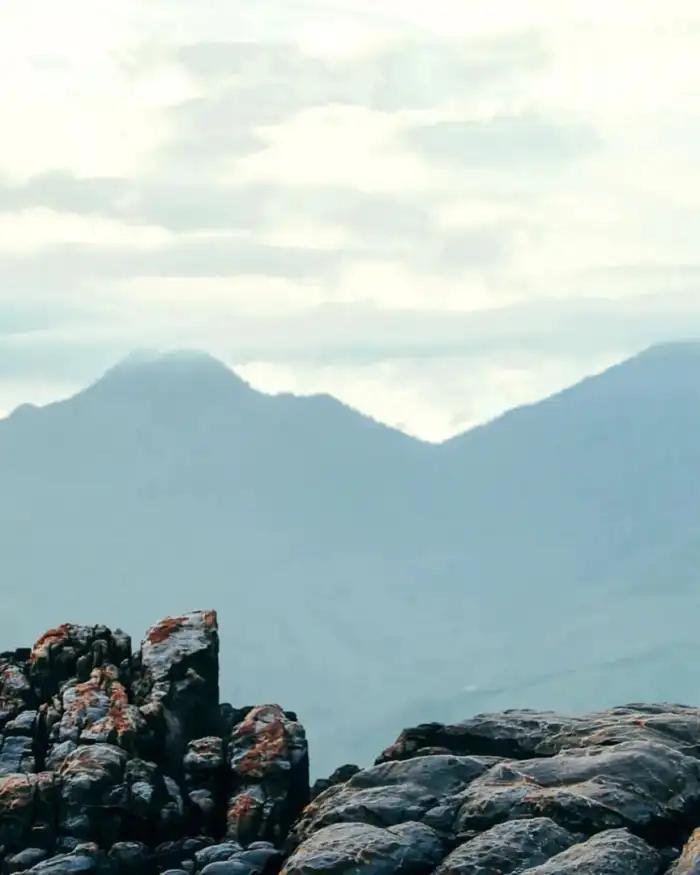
[2,342,700,774]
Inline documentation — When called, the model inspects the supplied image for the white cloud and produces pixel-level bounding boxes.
[1,0,700,431]
[0,1,195,181]
[331,261,509,310]
[229,105,438,191]
[0,209,172,254]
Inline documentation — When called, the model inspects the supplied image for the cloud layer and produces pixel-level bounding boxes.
[2,0,700,437]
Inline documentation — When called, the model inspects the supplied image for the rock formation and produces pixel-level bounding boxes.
[2,611,700,874]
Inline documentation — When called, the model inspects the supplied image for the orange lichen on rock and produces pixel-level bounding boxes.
[30,624,72,662]
[0,775,33,812]
[0,775,29,796]
[62,666,136,745]
[146,615,188,645]
[233,706,289,778]
[228,792,258,820]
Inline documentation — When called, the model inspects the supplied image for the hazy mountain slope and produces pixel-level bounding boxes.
[0,351,446,771]
[382,341,700,750]
[1,342,700,773]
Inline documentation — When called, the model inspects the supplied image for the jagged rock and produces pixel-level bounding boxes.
[49,666,146,754]
[0,659,39,778]
[281,821,444,875]
[226,705,309,847]
[132,611,220,771]
[0,658,35,725]
[28,626,131,702]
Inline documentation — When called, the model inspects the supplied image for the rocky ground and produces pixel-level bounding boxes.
[1,612,700,873]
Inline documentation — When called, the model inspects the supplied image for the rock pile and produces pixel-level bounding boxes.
[2,611,700,874]
[0,612,307,874]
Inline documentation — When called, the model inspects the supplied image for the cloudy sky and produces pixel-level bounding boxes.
[2,0,700,439]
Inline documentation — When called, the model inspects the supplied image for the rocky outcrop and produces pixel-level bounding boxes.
[0,612,308,874]
[4,615,700,874]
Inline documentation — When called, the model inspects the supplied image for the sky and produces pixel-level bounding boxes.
[2,0,700,440]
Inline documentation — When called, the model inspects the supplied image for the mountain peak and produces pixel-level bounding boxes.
[77,348,256,408]
[109,348,236,375]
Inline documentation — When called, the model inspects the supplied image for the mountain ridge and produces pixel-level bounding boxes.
[5,339,698,441]
[1,339,699,773]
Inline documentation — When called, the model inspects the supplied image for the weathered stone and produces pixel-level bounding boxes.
[518,828,661,874]
[57,743,129,845]
[0,660,35,728]
[0,772,59,852]
[28,625,131,702]
[0,733,36,776]
[18,843,112,874]
[50,666,145,753]
[107,841,151,875]
[4,848,48,873]
[453,739,700,846]
[132,611,220,771]
[378,704,700,764]
[152,836,214,872]
[668,827,700,874]
[226,705,309,848]
[281,821,444,875]
[435,817,581,875]
[194,842,244,870]
[184,736,226,836]
[309,764,360,801]
[290,755,496,851]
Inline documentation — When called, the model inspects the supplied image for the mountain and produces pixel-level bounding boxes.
[1,342,700,773]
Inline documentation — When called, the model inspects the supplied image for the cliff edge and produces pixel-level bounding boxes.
[1,610,699,875]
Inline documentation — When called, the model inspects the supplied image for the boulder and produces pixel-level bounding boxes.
[434,817,581,875]
[281,822,444,875]
[289,754,497,849]
[518,828,661,874]
[452,739,700,846]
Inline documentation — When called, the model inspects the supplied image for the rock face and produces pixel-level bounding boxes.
[4,615,700,874]
[0,612,308,874]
